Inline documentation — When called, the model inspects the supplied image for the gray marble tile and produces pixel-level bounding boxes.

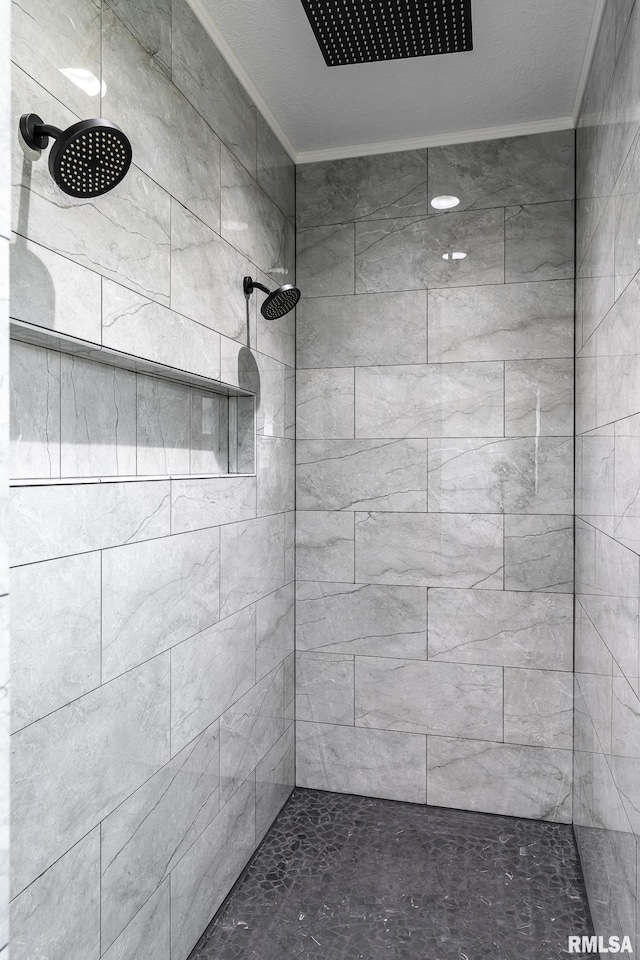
[255,584,295,681]
[595,276,640,426]
[10,238,102,341]
[257,436,295,516]
[102,527,219,681]
[355,209,504,293]
[60,354,137,477]
[428,437,574,515]
[612,678,640,758]
[296,721,426,803]
[12,0,102,117]
[575,601,614,677]
[428,588,573,670]
[428,281,574,362]
[171,477,256,534]
[297,438,428,512]
[105,0,171,73]
[12,67,171,304]
[297,150,428,226]
[296,510,354,582]
[102,281,222,380]
[578,427,615,517]
[136,376,190,475]
[355,512,503,589]
[577,275,615,348]
[170,777,256,960]
[11,828,100,960]
[505,359,574,436]
[0,597,7,955]
[505,201,574,282]
[576,352,598,436]
[170,201,251,343]
[219,513,286,618]
[297,291,427,368]
[504,668,573,749]
[189,390,229,474]
[296,368,355,439]
[11,479,171,566]
[256,301,295,369]
[504,514,574,593]
[355,362,504,438]
[355,658,503,740]
[101,724,219,950]
[256,114,295,223]
[427,737,572,822]
[297,225,355,298]
[11,552,101,731]
[219,665,285,804]
[577,193,615,284]
[11,655,170,896]
[247,351,294,440]
[255,726,294,843]
[429,131,575,210]
[615,130,640,299]
[101,881,170,960]
[103,8,221,234]
[284,652,295,723]
[10,339,60,478]
[171,0,256,175]
[615,414,640,519]
[284,510,295,584]
[296,581,427,659]
[221,146,294,286]
[296,653,355,725]
[170,606,256,755]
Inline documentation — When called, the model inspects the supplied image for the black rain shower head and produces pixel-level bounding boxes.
[244,277,300,320]
[19,113,132,198]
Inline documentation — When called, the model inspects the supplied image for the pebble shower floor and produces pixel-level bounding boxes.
[188,788,594,960]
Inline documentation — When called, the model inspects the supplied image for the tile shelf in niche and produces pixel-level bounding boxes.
[10,320,257,482]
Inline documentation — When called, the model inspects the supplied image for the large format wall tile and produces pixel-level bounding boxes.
[297,225,355,298]
[296,653,355,725]
[10,340,60,478]
[505,201,574,282]
[255,585,295,681]
[296,511,354,582]
[256,114,295,223]
[219,513,288,617]
[504,359,574,436]
[11,655,170,896]
[171,477,256,533]
[503,669,573,748]
[297,368,355,440]
[255,726,294,842]
[101,881,170,960]
[504,514,573,592]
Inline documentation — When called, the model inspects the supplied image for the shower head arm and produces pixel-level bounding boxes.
[243,277,271,299]
[19,113,63,151]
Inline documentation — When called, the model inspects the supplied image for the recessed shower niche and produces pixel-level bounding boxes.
[9,322,256,482]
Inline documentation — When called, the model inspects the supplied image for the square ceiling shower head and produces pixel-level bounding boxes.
[301,0,473,66]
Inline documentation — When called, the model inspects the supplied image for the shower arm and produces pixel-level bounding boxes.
[243,277,270,298]
[20,114,63,150]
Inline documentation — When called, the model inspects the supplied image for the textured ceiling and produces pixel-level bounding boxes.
[199,0,600,160]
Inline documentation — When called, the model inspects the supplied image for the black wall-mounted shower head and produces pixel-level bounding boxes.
[19,113,132,198]
[244,277,301,320]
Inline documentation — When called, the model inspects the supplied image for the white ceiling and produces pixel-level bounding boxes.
[191,0,604,162]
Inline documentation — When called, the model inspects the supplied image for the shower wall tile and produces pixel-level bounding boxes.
[60,355,137,477]
[10,828,100,960]
[190,391,229,474]
[504,359,574,436]
[170,777,256,960]
[503,668,573,749]
[256,114,295,223]
[257,436,295,516]
[101,881,170,960]
[296,150,428,226]
[426,737,572,822]
[354,362,504,438]
[297,291,427,368]
[255,726,295,842]
[296,368,355,439]
[102,281,223,380]
[102,528,220,681]
[296,653,355,725]
[105,0,172,74]
[100,723,220,950]
[136,376,190,475]
[297,438,428,512]
[297,225,355,298]
[296,721,427,803]
[504,201,575,282]
[354,658,503,740]
[355,208,504,293]
[170,606,256,755]
[11,552,101,731]
[427,131,575,210]
[11,654,170,897]
[355,512,504,589]
[296,510,354,582]
[428,280,574,362]
[427,589,573,670]
[219,513,287,617]
[10,479,171,566]
[504,514,574,592]
[296,581,427,659]
[10,239,102,343]
[171,476,256,533]
[255,584,295,680]
[10,340,60,479]
[171,0,256,176]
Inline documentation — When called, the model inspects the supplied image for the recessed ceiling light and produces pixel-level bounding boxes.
[442,252,467,260]
[431,196,460,210]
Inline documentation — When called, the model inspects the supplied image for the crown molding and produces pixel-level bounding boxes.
[185,0,297,163]
[572,0,607,125]
[295,116,575,164]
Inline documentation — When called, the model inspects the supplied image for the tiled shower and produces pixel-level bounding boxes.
[0,0,639,958]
